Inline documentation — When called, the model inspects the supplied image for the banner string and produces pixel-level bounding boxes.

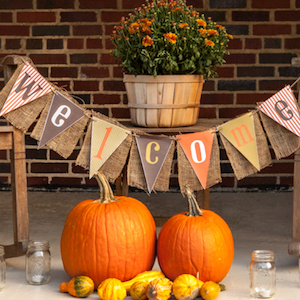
[291,76,300,89]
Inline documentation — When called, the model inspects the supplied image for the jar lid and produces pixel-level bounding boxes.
[252,250,274,261]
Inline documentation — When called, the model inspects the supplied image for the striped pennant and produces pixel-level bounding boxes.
[0,63,52,116]
[258,85,300,137]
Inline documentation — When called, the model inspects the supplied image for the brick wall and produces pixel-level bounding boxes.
[0,0,300,191]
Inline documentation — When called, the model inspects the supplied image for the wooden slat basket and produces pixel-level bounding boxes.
[123,74,204,128]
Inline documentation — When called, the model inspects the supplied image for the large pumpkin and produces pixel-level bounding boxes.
[157,187,234,283]
[61,172,156,287]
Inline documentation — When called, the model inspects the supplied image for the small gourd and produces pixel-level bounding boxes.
[172,274,199,300]
[97,278,127,300]
[59,276,94,298]
[200,281,220,300]
[122,270,165,291]
[147,277,173,300]
[129,280,149,300]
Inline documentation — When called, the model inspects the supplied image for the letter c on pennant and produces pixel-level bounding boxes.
[146,141,160,164]
[51,105,71,127]
[191,140,206,163]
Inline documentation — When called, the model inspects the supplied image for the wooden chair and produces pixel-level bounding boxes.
[0,56,29,258]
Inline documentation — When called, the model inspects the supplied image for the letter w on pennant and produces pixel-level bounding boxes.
[0,63,52,116]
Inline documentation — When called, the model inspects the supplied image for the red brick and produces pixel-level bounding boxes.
[105,25,116,36]
[80,0,117,8]
[103,80,125,91]
[261,162,294,174]
[252,0,290,8]
[0,150,7,160]
[215,66,234,78]
[253,25,291,35]
[236,93,273,105]
[51,67,78,78]
[202,81,215,91]
[199,107,217,118]
[111,107,130,118]
[73,25,102,36]
[5,39,21,49]
[101,11,127,23]
[50,177,83,186]
[93,94,121,105]
[27,177,49,186]
[0,25,30,36]
[53,81,71,90]
[201,94,233,105]
[259,80,291,91]
[73,81,99,91]
[37,0,74,9]
[280,176,293,187]
[105,38,115,50]
[29,54,67,64]
[232,11,269,21]
[0,0,32,9]
[70,54,98,64]
[184,0,203,8]
[50,150,80,160]
[225,53,256,64]
[86,38,103,49]
[85,177,97,186]
[17,12,56,23]
[275,11,300,21]
[237,177,277,188]
[298,25,300,34]
[122,0,147,9]
[113,67,124,78]
[285,38,300,49]
[245,38,262,49]
[216,177,235,188]
[60,12,97,22]
[297,0,300,7]
[0,13,13,22]
[72,164,88,174]
[219,107,252,118]
[67,38,84,49]
[81,67,109,78]
[101,53,118,65]
[228,38,243,50]
[31,163,69,173]
[0,176,9,184]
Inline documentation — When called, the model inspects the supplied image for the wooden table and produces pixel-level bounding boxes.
[116,119,226,209]
[0,56,29,258]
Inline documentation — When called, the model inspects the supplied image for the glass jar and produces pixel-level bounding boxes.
[250,250,276,298]
[0,246,5,291]
[26,240,51,285]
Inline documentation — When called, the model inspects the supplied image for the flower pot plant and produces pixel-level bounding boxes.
[111,0,232,128]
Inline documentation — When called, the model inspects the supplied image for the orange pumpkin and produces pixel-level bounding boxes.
[61,172,156,288]
[157,187,234,283]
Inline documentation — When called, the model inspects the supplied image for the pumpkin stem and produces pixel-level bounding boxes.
[185,185,203,216]
[94,171,118,203]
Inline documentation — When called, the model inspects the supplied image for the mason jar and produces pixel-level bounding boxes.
[0,246,5,291]
[250,250,276,298]
[26,240,51,285]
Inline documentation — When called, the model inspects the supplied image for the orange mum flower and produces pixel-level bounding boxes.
[163,32,177,44]
[179,23,189,28]
[206,29,218,36]
[196,19,207,28]
[128,22,139,34]
[198,28,207,35]
[142,35,154,47]
[205,40,215,46]
[227,34,233,39]
[216,24,224,30]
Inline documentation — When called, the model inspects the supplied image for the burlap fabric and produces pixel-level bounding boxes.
[31,89,89,159]
[76,110,133,182]
[177,132,221,195]
[0,63,51,132]
[220,112,272,180]
[128,133,175,192]
[259,110,300,159]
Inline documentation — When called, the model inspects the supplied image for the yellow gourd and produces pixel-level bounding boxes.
[129,280,149,300]
[147,277,173,300]
[122,270,165,291]
[200,281,220,300]
[97,278,127,300]
[172,274,199,300]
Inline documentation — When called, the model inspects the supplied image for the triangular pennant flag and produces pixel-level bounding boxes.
[258,85,300,137]
[0,63,52,116]
[38,92,85,149]
[135,134,173,193]
[177,130,214,189]
[89,117,130,178]
[219,112,260,170]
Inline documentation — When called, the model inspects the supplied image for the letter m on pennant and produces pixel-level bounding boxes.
[0,63,52,116]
